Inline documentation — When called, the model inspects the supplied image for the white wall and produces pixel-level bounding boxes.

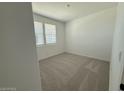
[109,3,124,90]
[0,3,41,90]
[33,14,65,60]
[65,8,116,61]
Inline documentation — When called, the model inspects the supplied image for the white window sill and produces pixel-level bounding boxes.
[36,43,56,47]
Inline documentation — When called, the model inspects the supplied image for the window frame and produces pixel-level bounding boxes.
[34,21,57,47]
[44,23,57,45]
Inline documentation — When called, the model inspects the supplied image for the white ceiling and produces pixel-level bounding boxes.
[32,2,117,22]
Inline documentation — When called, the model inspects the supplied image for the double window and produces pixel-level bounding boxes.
[34,21,56,46]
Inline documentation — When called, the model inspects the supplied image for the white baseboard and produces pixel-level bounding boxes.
[39,52,65,61]
[65,51,110,62]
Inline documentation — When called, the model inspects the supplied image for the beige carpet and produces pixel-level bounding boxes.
[39,52,109,91]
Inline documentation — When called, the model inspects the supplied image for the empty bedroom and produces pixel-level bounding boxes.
[32,2,119,91]
[1,1,124,91]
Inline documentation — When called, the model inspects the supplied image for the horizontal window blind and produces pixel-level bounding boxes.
[34,21,44,45]
[45,23,56,44]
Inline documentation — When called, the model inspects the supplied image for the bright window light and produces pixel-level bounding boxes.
[34,21,44,45]
[45,23,56,44]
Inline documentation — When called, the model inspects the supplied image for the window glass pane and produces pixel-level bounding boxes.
[45,23,56,44]
[34,21,44,45]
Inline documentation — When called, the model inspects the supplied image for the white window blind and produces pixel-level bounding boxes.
[34,21,44,45]
[45,23,56,44]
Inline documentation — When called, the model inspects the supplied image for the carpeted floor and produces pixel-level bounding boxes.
[39,52,109,91]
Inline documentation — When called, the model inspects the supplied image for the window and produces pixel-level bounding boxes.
[45,23,56,44]
[34,21,56,46]
[34,21,44,45]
